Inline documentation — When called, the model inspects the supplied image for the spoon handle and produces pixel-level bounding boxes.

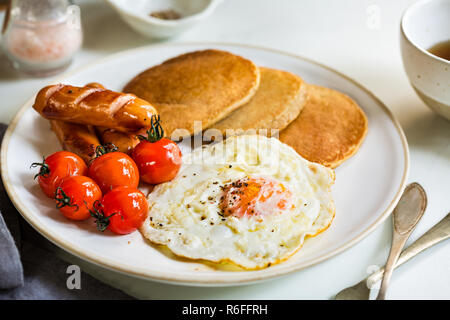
[376,232,409,300]
[396,213,450,265]
[376,183,427,300]
[367,213,450,286]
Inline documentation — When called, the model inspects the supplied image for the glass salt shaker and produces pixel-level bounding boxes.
[1,0,82,77]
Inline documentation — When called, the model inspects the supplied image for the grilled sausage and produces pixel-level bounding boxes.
[34,84,157,132]
[50,120,101,164]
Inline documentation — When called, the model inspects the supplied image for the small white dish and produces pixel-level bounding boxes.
[104,0,222,39]
[0,43,409,286]
[400,0,450,120]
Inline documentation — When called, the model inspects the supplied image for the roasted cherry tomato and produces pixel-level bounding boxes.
[54,176,102,221]
[91,186,148,235]
[88,144,139,194]
[132,115,182,184]
[31,151,88,198]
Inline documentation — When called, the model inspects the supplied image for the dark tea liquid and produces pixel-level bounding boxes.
[428,40,450,61]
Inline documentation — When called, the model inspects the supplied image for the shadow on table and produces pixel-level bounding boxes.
[135,279,282,300]
[402,109,450,160]
[79,1,159,53]
[109,271,305,300]
[0,53,23,81]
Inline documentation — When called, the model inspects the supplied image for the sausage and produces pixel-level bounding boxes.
[95,127,144,155]
[84,83,144,154]
[50,120,101,164]
[85,82,105,89]
[33,84,158,132]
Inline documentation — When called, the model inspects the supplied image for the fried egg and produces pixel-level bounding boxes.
[140,135,335,269]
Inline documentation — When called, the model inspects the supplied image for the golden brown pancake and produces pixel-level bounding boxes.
[279,84,368,168]
[209,67,306,137]
[123,49,260,138]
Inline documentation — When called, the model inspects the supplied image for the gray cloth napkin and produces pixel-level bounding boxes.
[0,123,133,299]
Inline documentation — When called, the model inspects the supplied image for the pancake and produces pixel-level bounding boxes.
[123,49,260,138]
[279,84,368,168]
[209,67,307,137]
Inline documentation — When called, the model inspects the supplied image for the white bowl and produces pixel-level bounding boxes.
[400,0,450,120]
[104,0,222,39]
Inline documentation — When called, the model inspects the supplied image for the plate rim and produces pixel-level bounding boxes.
[0,42,410,286]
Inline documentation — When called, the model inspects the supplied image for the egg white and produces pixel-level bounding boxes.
[140,135,335,269]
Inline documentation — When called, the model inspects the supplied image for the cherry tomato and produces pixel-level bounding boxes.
[132,115,182,184]
[31,151,87,198]
[55,176,102,221]
[91,186,148,235]
[88,145,139,194]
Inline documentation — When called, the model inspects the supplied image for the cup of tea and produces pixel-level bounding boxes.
[400,0,450,120]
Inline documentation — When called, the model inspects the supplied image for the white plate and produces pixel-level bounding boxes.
[1,43,409,286]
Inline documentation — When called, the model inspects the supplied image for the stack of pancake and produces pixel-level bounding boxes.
[124,49,368,168]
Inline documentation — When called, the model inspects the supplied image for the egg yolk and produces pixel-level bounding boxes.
[220,176,293,217]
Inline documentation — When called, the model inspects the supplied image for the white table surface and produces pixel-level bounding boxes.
[0,0,449,300]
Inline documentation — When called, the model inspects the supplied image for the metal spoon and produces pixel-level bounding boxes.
[376,182,427,299]
[335,182,429,300]
[335,212,449,300]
